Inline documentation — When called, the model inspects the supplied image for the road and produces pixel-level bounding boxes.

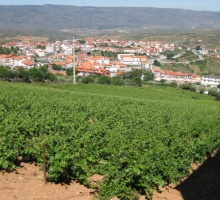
[148,51,204,65]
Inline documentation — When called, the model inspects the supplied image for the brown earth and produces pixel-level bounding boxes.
[0,162,95,200]
[1,36,49,42]
[1,150,220,200]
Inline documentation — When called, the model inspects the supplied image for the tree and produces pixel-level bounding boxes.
[98,76,111,85]
[66,68,78,76]
[52,64,63,71]
[48,74,58,82]
[189,85,196,92]
[8,70,18,79]
[18,68,30,82]
[216,93,220,101]
[142,70,154,82]
[153,60,161,66]
[196,45,201,50]
[169,81,178,88]
[198,87,205,94]
[78,39,86,44]
[0,66,10,79]
[160,79,166,85]
[66,68,73,76]
[179,83,190,90]
[36,45,46,50]
[131,76,142,86]
[122,69,142,80]
[0,46,14,54]
[0,66,18,80]
[39,65,49,79]
[121,69,152,86]
[82,75,95,84]
[164,50,174,58]
[29,67,44,82]
[111,76,124,86]
[217,84,220,89]
[208,87,218,97]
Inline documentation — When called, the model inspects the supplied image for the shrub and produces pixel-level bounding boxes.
[189,85,196,92]
[98,76,111,85]
[160,79,166,85]
[111,76,124,86]
[208,87,218,96]
[48,74,58,82]
[82,75,95,84]
[179,83,190,90]
[131,76,142,86]
[216,93,220,101]
[169,82,178,88]
[198,87,205,94]
[0,66,10,79]
[58,77,66,82]
[29,67,44,82]
[153,60,161,66]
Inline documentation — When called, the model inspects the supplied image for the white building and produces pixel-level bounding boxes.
[9,56,27,67]
[35,49,45,57]
[141,62,152,70]
[202,75,220,87]
[117,54,148,65]
[45,44,56,53]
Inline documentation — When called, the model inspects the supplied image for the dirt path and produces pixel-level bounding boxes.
[0,161,184,200]
[1,150,220,200]
[0,162,94,200]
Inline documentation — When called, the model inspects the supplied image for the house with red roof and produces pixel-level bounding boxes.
[21,59,35,69]
[77,62,110,76]
[117,54,148,65]
[153,67,201,83]
[0,54,13,65]
[9,55,27,68]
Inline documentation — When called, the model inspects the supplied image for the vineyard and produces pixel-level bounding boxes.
[0,82,220,199]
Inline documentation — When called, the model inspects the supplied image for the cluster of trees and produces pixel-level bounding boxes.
[179,82,220,101]
[153,60,161,66]
[101,50,118,59]
[0,65,57,83]
[179,82,197,91]
[79,69,154,86]
[0,46,19,55]
[196,45,201,50]
[134,52,147,56]
[0,64,154,86]
[36,45,46,50]
[121,69,154,85]
[51,64,63,71]
[208,86,220,101]
[78,39,86,44]
[163,48,182,59]
[155,79,220,101]
[100,43,109,47]
[51,64,77,76]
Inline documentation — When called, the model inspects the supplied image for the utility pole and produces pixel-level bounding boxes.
[72,37,76,84]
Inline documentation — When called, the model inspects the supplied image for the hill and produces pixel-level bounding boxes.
[1,5,220,31]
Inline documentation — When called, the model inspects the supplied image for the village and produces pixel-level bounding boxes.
[0,37,220,87]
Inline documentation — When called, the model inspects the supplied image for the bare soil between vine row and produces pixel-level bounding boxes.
[1,150,220,200]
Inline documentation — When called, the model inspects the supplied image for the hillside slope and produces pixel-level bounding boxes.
[1,5,220,30]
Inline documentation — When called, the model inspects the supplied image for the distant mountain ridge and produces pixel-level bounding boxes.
[1,5,220,30]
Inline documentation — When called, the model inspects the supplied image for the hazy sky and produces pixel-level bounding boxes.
[0,0,220,12]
